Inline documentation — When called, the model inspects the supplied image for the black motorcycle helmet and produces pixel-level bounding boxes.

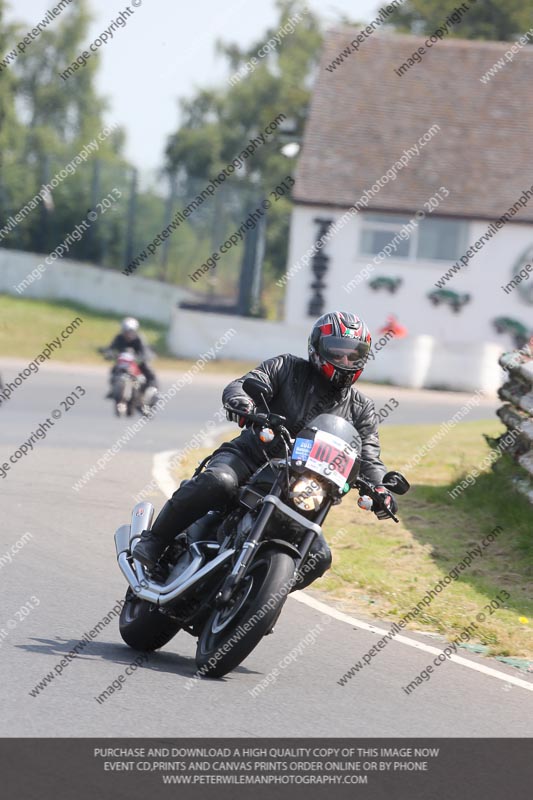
[308,311,372,390]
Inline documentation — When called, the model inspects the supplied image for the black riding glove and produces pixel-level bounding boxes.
[373,486,398,520]
[226,396,255,427]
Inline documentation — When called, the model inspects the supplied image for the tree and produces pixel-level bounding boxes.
[0,0,25,223]
[164,0,323,309]
[15,0,124,161]
[0,0,134,262]
[380,0,533,41]
[0,0,22,158]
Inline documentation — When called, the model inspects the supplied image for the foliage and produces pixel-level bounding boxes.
[165,0,323,283]
[380,0,533,41]
[0,0,130,263]
[2,0,524,302]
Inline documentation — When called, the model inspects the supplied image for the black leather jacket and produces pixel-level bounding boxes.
[222,353,387,485]
[109,333,151,361]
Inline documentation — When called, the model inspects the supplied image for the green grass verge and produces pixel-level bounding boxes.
[0,294,255,374]
[173,419,533,659]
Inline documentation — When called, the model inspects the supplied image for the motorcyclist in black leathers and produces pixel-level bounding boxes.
[105,317,158,393]
[133,311,398,588]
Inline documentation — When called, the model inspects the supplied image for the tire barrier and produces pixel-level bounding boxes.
[496,344,533,504]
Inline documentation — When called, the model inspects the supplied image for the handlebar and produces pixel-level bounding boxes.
[224,404,292,448]
[99,349,114,362]
[225,406,400,522]
[225,405,287,429]
[354,477,399,523]
[99,347,142,363]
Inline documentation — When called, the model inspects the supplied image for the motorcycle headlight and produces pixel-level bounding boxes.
[290,476,327,512]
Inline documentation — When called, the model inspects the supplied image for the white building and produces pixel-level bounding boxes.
[281,30,533,392]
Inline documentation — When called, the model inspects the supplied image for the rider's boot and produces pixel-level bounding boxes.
[132,501,181,570]
[133,466,239,570]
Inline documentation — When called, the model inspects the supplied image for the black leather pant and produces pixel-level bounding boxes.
[138,362,157,388]
[151,449,332,590]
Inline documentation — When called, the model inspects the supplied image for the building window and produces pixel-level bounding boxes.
[359,213,467,261]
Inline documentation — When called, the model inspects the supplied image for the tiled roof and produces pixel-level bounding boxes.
[294,29,533,222]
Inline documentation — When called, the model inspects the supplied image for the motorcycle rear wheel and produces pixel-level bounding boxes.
[195,549,295,678]
[119,589,181,651]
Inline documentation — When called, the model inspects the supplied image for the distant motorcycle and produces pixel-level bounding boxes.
[114,377,410,678]
[100,348,159,418]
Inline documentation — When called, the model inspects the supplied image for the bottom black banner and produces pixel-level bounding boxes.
[2,738,531,799]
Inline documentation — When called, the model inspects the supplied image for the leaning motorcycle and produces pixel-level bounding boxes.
[115,377,409,678]
[100,347,159,418]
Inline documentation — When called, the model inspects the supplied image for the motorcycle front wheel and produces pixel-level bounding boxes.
[195,549,295,678]
[114,375,131,417]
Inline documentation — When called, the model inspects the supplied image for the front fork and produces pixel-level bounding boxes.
[215,494,278,606]
[291,499,333,585]
[215,490,331,607]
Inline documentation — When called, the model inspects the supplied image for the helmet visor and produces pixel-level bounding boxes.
[318,337,371,371]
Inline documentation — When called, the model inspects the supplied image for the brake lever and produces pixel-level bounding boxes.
[372,497,399,523]
[356,480,399,523]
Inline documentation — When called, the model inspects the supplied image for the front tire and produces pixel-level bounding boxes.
[114,375,130,417]
[195,549,295,678]
[119,589,181,651]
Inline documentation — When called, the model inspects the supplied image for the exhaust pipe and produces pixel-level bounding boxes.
[129,501,154,583]
[129,501,154,547]
[114,508,235,606]
[116,547,235,606]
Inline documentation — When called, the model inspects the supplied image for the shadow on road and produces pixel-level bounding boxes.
[18,636,257,680]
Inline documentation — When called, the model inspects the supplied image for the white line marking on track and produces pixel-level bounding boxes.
[152,424,231,497]
[292,591,533,692]
[152,447,533,693]
[153,450,181,498]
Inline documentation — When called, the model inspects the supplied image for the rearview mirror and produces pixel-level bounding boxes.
[242,377,271,403]
[381,471,410,495]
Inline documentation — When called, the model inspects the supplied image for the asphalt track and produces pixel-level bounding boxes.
[1,358,531,737]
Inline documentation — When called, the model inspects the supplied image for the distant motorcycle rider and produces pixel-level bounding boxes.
[104,317,158,394]
[133,311,398,587]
